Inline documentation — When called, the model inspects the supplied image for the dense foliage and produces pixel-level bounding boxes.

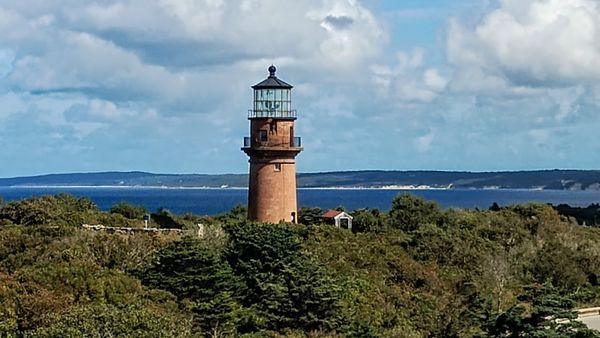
[110,202,147,220]
[0,193,599,337]
[555,203,600,226]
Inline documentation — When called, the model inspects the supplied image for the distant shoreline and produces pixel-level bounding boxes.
[0,185,593,192]
[2,170,600,191]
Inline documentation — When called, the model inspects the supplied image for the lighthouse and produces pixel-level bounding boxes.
[242,66,303,223]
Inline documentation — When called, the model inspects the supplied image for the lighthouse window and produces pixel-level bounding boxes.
[259,130,268,142]
[253,89,292,117]
[274,164,282,172]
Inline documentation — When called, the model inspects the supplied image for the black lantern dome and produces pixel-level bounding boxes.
[252,65,293,89]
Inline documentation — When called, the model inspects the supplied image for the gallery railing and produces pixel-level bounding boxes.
[248,109,297,119]
[242,136,302,148]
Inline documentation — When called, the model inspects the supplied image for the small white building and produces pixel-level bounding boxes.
[322,210,353,230]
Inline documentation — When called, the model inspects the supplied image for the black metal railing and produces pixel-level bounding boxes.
[248,109,297,119]
[243,136,302,148]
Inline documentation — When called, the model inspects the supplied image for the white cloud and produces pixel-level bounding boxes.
[371,49,447,103]
[0,92,24,122]
[415,132,435,153]
[308,0,384,69]
[0,0,383,109]
[423,69,448,92]
[448,0,600,87]
[528,128,550,145]
[445,0,600,130]
[41,0,382,71]
[0,0,389,175]
[7,30,186,101]
[0,49,14,77]
[2,0,600,175]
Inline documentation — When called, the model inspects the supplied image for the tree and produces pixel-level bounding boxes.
[151,208,184,229]
[0,194,98,226]
[489,202,502,212]
[216,205,247,223]
[138,237,243,335]
[224,222,342,333]
[351,208,386,233]
[529,241,588,290]
[389,194,441,232]
[298,207,323,226]
[25,303,193,337]
[485,282,600,337]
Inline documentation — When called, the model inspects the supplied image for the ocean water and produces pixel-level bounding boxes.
[1,187,600,215]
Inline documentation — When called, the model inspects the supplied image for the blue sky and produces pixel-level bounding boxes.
[1,0,600,177]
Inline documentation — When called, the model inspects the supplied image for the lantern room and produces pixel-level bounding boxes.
[249,65,296,119]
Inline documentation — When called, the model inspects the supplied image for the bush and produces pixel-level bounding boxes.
[298,207,323,226]
[151,209,185,229]
[26,302,193,337]
[216,205,247,223]
[485,283,600,337]
[389,194,442,232]
[351,208,386,233]
[1,193,599,337]
[0,194,98,226]
[109,202,147,220]
[529,241,588,290]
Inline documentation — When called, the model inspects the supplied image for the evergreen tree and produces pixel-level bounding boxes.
[298,207,323,226]
[138,237,243,335]
[485,282,600,337]
[224,222,343,333]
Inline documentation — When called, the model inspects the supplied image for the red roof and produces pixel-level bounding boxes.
[322,210,343,218]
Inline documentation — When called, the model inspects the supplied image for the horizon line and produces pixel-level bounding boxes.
[1,168,600,180]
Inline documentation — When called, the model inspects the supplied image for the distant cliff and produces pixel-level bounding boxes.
[1,170,600,190]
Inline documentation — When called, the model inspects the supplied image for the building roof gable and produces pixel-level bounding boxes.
[322,210,343,218]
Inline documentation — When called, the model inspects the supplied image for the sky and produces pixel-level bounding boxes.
[1,0,600,176]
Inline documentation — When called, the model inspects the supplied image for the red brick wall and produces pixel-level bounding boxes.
[246,118,300,223]
[250,119,294,148]
[248,158,298,223]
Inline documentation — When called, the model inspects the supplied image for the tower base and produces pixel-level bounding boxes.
[248,158,298,223]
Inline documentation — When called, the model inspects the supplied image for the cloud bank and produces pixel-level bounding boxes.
[0,0,599,175]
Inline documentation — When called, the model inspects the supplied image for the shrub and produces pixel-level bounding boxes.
[151,208,185,229]
[298,207,323,226]
[529,241,588,290]
[389,194,442,232]
[485,283,600,337]
[26,302,193,337]
[109,202,147,220]
[351,208,386,233]
[0,194,98,226]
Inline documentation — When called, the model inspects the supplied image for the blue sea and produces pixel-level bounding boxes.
[1,187,599,215]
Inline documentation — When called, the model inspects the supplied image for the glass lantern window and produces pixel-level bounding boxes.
[253,89,292,117]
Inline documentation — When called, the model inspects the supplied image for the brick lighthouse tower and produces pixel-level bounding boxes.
[242,66,303,223]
